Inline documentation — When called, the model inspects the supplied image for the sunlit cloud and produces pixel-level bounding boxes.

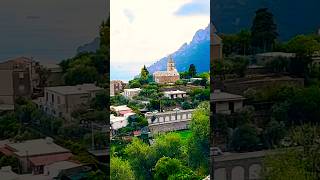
[111,0,209,65]
[175,0,209,16]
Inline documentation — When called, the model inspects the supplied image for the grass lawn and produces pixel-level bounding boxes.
[177,130,192,143]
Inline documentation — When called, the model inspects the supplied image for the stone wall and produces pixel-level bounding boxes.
[223,75,304,95]
[146,109,194,133]
[154,74,180,84]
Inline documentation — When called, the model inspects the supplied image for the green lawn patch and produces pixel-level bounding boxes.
[176,130,192,142]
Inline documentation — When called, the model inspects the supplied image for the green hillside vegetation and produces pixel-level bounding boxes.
[60,20,109,86]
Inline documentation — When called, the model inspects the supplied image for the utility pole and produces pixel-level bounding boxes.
[91,121,95,151]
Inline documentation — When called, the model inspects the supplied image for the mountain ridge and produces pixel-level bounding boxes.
[147,24,210,74]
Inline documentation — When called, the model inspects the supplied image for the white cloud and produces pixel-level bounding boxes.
[110,0,209,67]
[175,0,210,16]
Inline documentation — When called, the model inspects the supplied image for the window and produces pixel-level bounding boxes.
[46,93,48,102]
[51,94,54,103]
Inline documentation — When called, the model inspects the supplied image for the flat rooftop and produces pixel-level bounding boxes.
[124,88,141,92]
[211,90,245,102]
[46,84,103,95]
[110,105,131,112]
[256,52,296,57]
[163,90,186,95]
[6,138,70,157]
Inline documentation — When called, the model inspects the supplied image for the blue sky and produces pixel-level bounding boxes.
[175,0,210,16]
[110,0,209,81]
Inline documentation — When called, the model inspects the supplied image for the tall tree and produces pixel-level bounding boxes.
[140,65,149,82]
[237,29,252,55]
[153,157,183,180]
[251,8,278,53]
[187,102,210,173]
[124,138,155,179]
[110,156,135,180]
[188,64,197,78]
[99,19,110,51]
[231,124,260,152]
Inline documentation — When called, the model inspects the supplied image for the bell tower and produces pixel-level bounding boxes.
[167,55,175,71]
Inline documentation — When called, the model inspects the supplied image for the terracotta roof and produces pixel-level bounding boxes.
[119,110,133,116]
[0,147,13,156]
[133,130,141,136]
[29,152,73,166]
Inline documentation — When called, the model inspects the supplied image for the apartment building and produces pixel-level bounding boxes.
[110,80,125,96]
[0,138,72,174]
[163,90,187,99]
[123,88,141,99]
[0,57,40,110]
[211,90,245,114]
[36,84,103,120]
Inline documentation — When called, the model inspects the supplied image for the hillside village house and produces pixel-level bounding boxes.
[0,138,73,174]
[110,80,125,96]
[110,115,129,131]
[40,62,64,87]
[190,78,203,83]
[255,52,296,65]
[0,160,84,180]
[153,56,180,84]
[211,89,245,114]
[211,23,223,62]
[110,105,133,116]
[163,90,187,99]
[35,84,103,120]
[123,88,141,99]
[0,57,40,111]
[110,105,135,133]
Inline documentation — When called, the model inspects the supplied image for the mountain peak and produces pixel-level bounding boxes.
[148,25,210,74]
[191,24,210,44]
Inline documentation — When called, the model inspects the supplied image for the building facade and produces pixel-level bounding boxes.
[0,138,72,174]
[163,90,187,99]
[153,56,180,84]
[211,90,245,114]
[35,84,103,120]
[123,88,141,99]
[211,23,223,62]
[0,57,40,111]
[145,109,194,133]
[110,80,125,96]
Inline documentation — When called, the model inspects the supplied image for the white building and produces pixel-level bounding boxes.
[123,88,141,99]
[35,84,103,120]
[110,105,133,116]
[190,78,203,82]
[163,90,187,99]
[211,90,245,114]
[110,115,128,130]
